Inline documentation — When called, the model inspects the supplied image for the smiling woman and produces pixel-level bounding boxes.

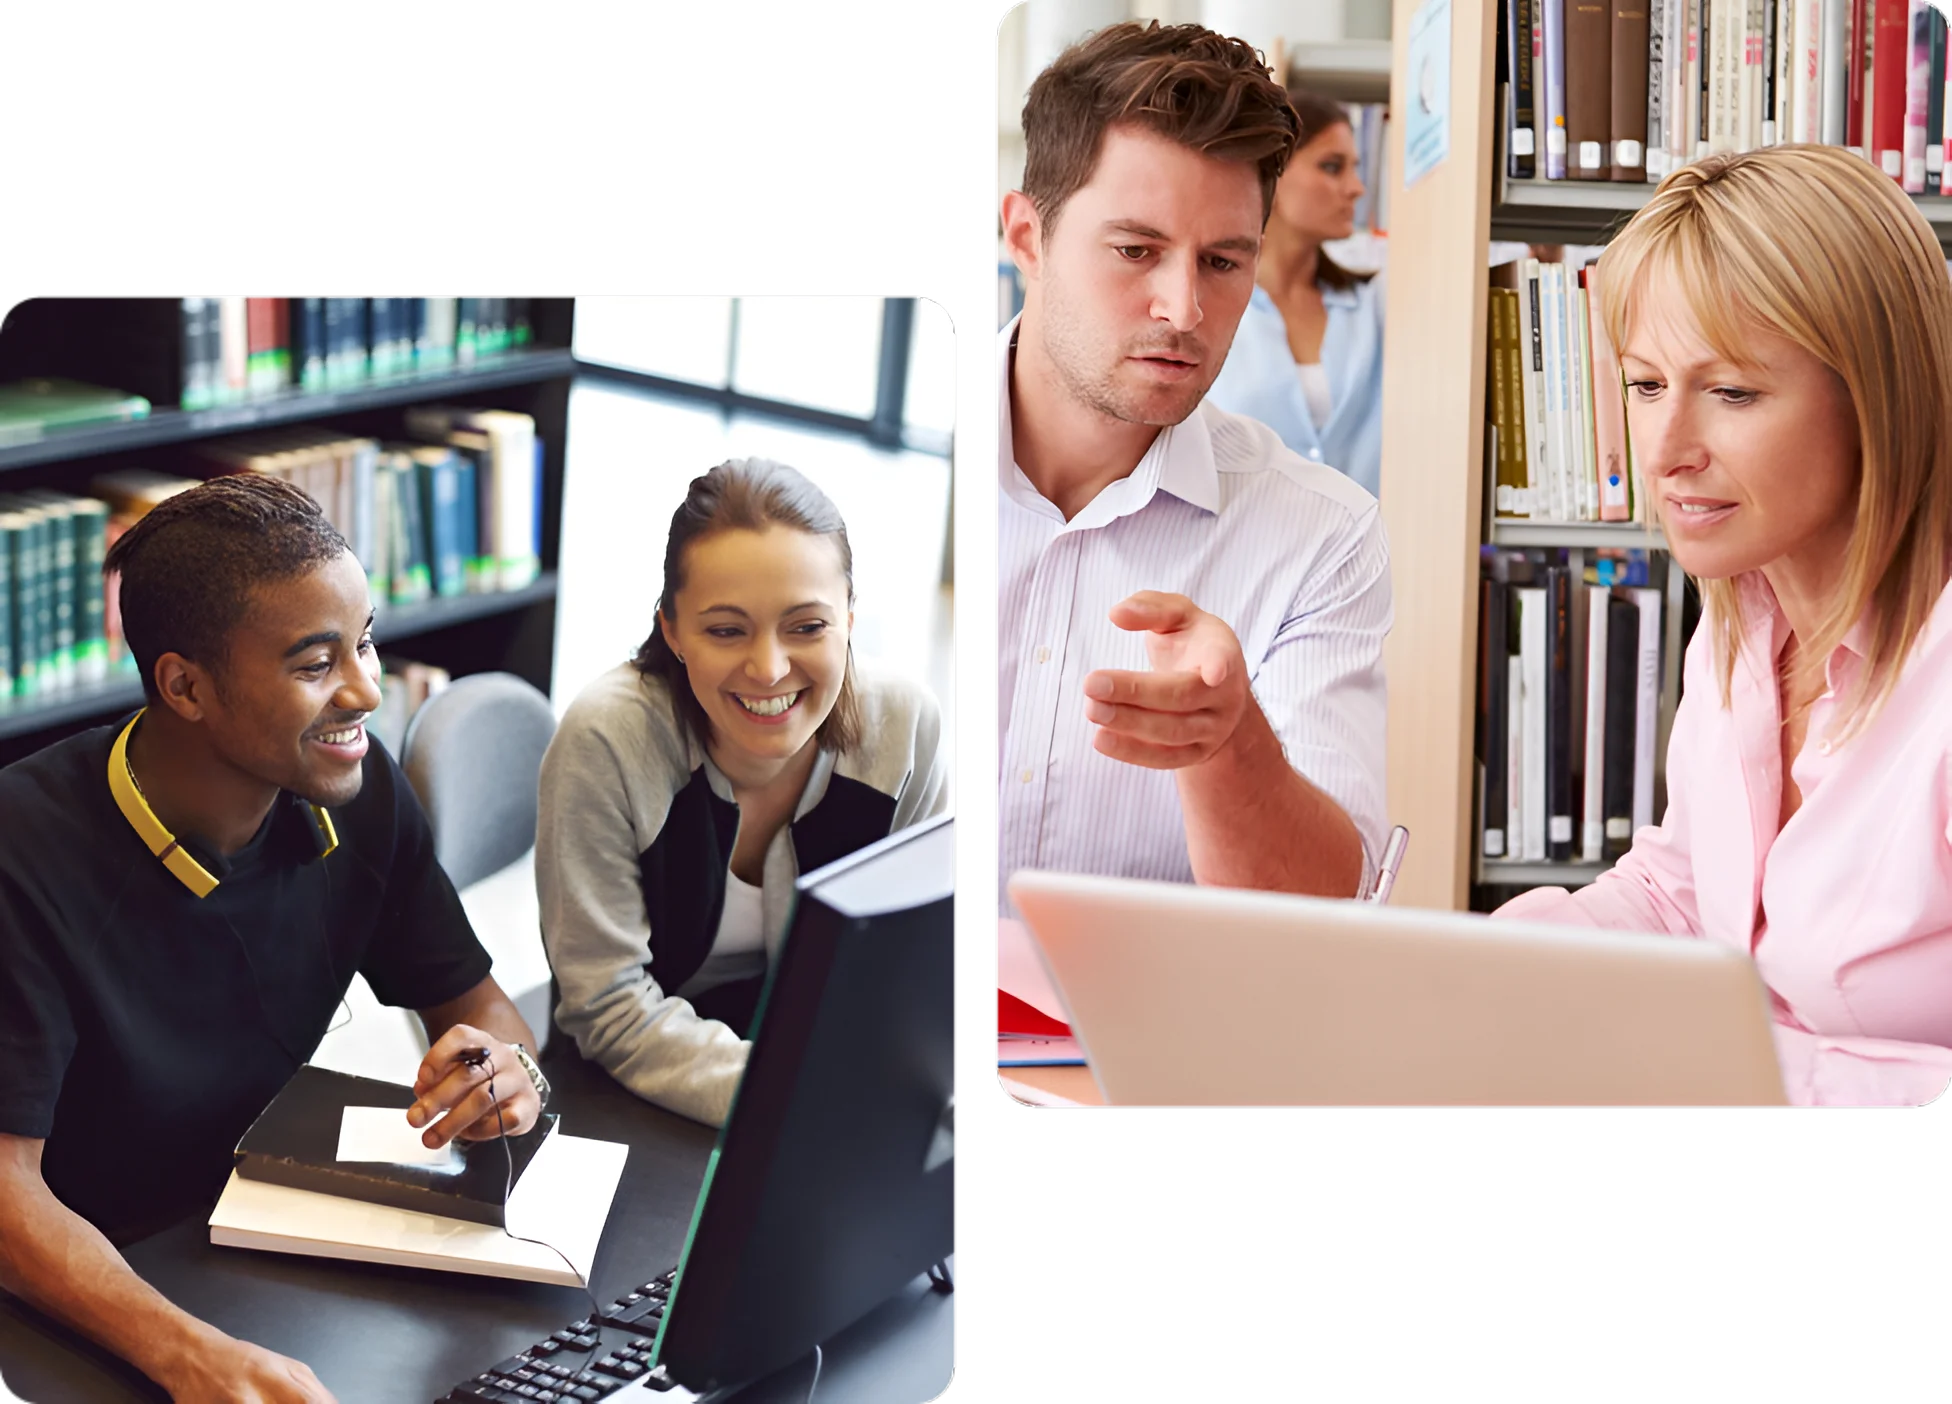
[535,458,948,1127]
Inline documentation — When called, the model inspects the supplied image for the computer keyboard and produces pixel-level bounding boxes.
[437,1268,692,1402]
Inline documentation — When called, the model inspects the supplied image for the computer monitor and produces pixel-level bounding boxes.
[651,813,954,1395]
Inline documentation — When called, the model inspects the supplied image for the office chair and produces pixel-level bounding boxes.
[400,671,556,891]
[401,672,558,1049]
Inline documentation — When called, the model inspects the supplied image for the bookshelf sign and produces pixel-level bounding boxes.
[1404,0,1452,188]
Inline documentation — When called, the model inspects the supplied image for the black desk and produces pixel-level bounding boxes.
[0,1053,952,1402]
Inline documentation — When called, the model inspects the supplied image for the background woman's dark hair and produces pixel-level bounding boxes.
[1284,83,1376,293]
[634,458,863,753]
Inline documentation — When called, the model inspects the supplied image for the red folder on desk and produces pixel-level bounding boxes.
[1000,918,1085,1065]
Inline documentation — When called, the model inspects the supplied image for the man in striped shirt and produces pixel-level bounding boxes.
[999,21,1393,912]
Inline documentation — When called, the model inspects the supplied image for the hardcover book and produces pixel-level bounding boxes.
[233,1063,558,1229]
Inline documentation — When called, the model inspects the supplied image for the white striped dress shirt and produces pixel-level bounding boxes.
[999,320,1393,912]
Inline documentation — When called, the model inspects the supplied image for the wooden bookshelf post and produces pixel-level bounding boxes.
[1378,0,1499,910]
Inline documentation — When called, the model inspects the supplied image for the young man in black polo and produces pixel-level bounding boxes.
[0,475,546,1404]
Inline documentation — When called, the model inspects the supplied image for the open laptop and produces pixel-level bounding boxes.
[1008,869,1786,1105]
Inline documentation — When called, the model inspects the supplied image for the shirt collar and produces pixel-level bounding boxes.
[997,313,1220,526]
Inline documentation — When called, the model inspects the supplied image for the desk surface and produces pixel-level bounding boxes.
[0,1052,951,1403]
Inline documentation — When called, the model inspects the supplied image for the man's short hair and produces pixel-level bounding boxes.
[1021,21,1301,233]
[103,473,351,701]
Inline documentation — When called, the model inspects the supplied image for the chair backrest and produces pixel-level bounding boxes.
[400,671,557,892]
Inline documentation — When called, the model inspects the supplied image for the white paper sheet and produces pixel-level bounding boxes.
[335,1105,464,1172]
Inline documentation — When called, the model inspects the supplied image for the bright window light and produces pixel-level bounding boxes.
[573,296,734,386]
[732,297,882,419]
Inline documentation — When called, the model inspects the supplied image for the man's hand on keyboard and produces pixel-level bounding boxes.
[155,1332,337,1403]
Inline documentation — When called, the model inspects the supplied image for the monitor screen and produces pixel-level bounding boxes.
[654,814,954,1394]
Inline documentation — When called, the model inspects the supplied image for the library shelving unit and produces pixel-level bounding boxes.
[1376,0,1952,911]
[0,298,575,769]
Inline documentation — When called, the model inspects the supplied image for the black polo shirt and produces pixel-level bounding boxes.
[0,714,492,1243]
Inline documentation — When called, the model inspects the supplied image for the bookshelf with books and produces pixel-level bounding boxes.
[0,299,576,769]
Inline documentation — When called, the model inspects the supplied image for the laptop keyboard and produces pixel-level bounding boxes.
[436,1269,682,1402]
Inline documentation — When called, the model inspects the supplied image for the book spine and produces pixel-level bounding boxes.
[24,513,49,696]
[1695,0,1712,155]
[1905,0,1933,191]
[1489,291,1514,516]
[180,299,212,410]
[1544,0,1572,175]
[452,450,480,591]
[1751,0,1771,144]
[1482,579,1511,858]
[42,501,76,689]
[493,419,541,591]
[1822,0,1848,140]
[1521,261,1549,512]
[1672,0,1697,168]
[0,516,17,697]
[1567,0,1614,177]
[428,453,465,598]
[1581,585,1611,860]
[1631,587,1662,831]
[295,298,326,392]
[1545,567,1575,860]
[71,498,108,683]
[1779,0,1800,139]
[1649,0,1668,174]
[1614,0,1653,176]
[1519,587,1549,860]
[218,298,248,404]
[457,299,479,365]
[1572,269,1599,521]
[1763,0,1780,140]
[1502,293,1533,514]
[1877,0,1910,177]
[1602,594,1639,856]
[1928,9,1946,184]
[1509,0,1542,176]
[1588,275,1633,523]
[1847,0,1866,146]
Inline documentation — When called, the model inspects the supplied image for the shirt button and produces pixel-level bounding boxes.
[1818,740,1832,755]
[1035,646,1051,664]
[1020,768,1035,784]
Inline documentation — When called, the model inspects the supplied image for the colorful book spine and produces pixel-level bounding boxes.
[1904,0,1934,191]
[1544,0,1572,176]
[1876,0,1911,176]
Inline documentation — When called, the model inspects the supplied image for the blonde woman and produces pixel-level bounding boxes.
[1498,145,1952,1107]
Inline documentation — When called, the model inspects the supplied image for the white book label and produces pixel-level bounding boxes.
[1606,817,1633,839]
[1548,128,1569,154]
[1580,141,1605,169]
[1549,816,1574,844]
[1615,139,1644,167]
[1514,128,1537,155]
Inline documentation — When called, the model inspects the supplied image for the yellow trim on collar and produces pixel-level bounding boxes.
[107,709,339,897]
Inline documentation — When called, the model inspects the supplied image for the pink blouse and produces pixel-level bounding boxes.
[1498,573,1952,1106]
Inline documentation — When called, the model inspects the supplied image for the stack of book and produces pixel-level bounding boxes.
[1487,257,1647,525]
[0,379,152,450]
[178,299,535,410]
[1502,0,1952,190]
[1477,548,1664,868]
[0,491,114,699]
[191,408,542,607]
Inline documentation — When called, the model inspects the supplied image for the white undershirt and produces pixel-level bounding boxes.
[678,870,768,998]
[1297,362,1332,429]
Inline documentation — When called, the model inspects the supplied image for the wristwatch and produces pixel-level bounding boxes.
[508,1041,552,1110]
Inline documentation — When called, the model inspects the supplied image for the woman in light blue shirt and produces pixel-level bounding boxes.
[1208,87,1386,499]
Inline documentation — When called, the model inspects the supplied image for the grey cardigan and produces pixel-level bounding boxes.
[536,662,947,1126]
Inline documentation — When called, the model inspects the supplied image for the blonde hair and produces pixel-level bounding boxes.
[1595,144,1952,741]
